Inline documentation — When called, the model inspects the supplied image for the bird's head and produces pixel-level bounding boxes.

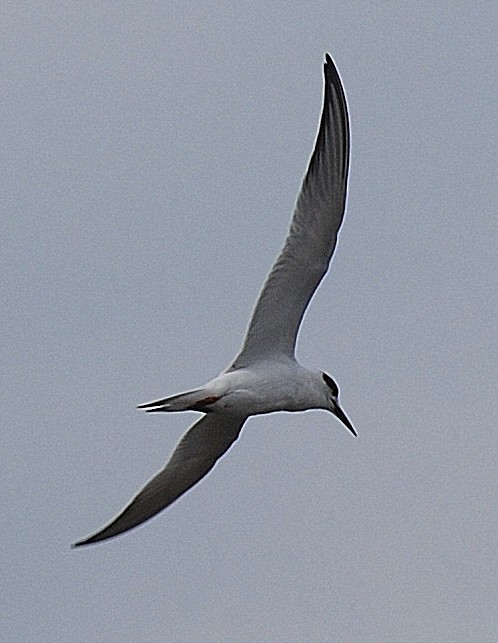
[321,372,356,436]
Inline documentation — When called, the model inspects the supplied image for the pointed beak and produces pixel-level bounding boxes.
[332,403,357,437]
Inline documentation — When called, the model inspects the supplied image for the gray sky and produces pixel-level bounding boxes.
[2,2,497,642]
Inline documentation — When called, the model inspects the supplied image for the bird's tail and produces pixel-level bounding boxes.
[137,389,220,413]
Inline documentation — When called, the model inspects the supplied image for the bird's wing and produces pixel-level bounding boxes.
[231,54,349,369]
[73,413,246,546]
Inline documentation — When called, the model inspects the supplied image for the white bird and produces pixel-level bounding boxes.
[73,54,355,547]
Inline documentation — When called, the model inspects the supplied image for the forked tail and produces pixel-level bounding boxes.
[137,389,220,413]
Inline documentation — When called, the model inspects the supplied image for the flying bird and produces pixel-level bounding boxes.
[73,54,355,547]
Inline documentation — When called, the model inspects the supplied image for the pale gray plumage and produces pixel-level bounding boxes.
[231,54,349,368]
[74,415,245,546]
[73,54,354,548]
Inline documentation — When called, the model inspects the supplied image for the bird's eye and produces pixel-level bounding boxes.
[322,372,339,397]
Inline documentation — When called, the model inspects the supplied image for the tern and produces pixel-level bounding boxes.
[73,54,355,547]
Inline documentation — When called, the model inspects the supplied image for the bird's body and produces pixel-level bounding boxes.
[74,54,356,547]
[142,361,336,416]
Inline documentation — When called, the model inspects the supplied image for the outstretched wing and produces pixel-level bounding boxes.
[73,414,245,546]
[231,54,350,369]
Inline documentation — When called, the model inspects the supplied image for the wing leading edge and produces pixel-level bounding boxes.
[73,414,245,546]
[231,54,350,369]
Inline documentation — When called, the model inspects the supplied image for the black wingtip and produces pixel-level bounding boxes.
[323,53,341,80]
[71,534,106,548]
[72,531,109,548]
[71,536,92,548]
[323,53,343,92]
[324,53,336,73]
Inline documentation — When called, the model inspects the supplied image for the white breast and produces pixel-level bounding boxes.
[205,361,326,416]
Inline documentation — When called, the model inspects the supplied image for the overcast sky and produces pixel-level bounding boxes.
[2,2,497,642]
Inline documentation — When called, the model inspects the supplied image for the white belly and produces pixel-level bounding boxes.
[206,362,324,416]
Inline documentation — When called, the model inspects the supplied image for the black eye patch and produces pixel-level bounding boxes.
[322,372,339,397]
